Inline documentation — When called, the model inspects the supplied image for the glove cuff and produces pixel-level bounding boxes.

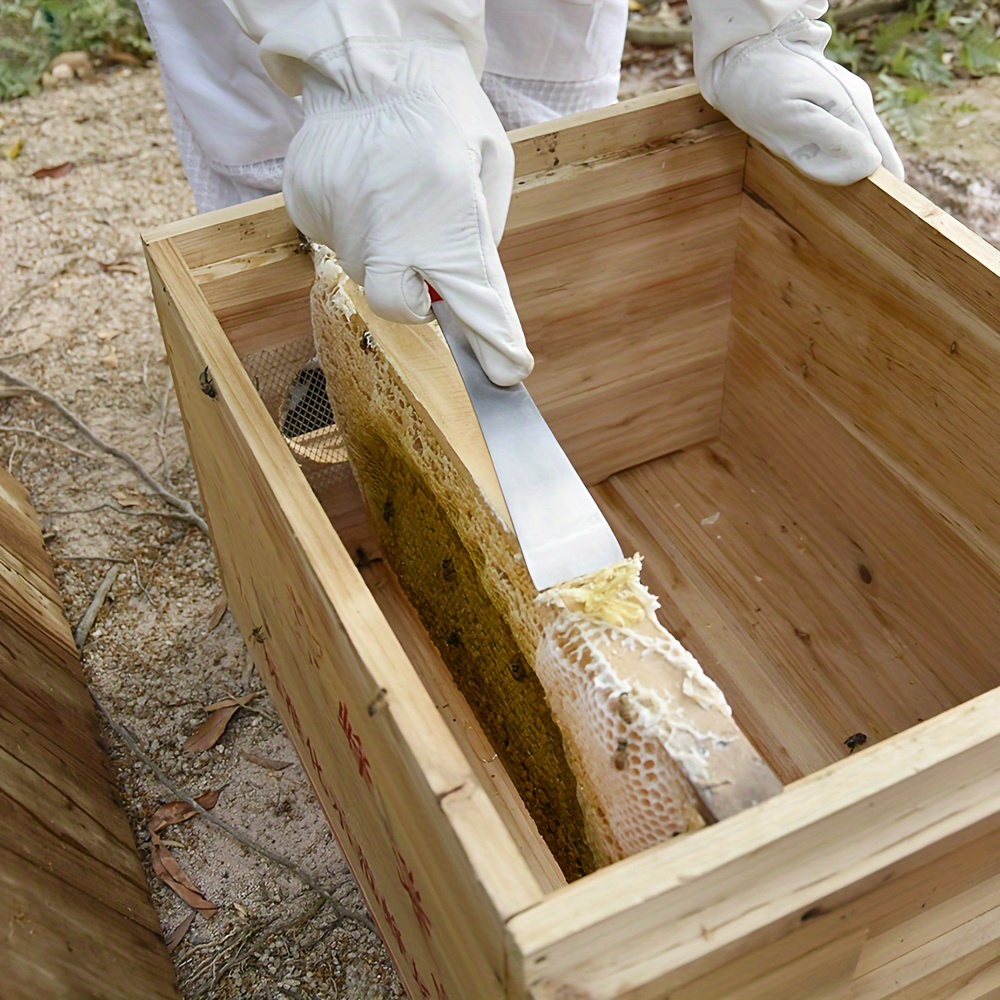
[301,36,478,114]
[697,9,831,107]
[692,0,829,100]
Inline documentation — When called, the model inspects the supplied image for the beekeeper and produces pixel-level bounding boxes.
[138,1,903,386]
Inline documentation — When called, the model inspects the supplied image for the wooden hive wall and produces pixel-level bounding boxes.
[0,465,180,999]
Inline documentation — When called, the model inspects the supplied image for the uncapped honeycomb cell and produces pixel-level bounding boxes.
[536,558,715,864]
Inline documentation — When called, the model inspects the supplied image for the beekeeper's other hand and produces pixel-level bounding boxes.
[692,2,904,186]
[283,39,532,386]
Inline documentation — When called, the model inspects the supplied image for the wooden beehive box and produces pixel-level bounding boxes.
[144,86,1000,999]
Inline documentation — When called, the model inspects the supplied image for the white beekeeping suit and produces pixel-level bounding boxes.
[138,0,901,387]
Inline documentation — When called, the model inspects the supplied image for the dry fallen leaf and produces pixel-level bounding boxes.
[101,345,118,369]
[31,161,75,179]
[97,328,121,342]
[206,594,229,631]
[165,910,196,954]
[182,705,240,754]
[150,831,218,917]
[203,691,258,712]
[241,750,293,772]
[182,692,257,753]
[0,386,32,400]
[2,138,24,160]
[147,787,222,834]
[102,46,143,67]
[111,489,144,508]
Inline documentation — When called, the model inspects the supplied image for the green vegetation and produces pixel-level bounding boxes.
[826,0,1000,141]
[0,0,150,101]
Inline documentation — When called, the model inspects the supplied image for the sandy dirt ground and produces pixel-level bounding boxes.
[0,57,998,999]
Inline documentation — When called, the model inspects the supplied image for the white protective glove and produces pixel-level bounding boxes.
[691,1,904,186]
[283,40,532,387]
[220,0,531,386]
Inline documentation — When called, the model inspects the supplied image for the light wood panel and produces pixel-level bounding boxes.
[727,179,1000,703]
[509,84,727,177]
[0,465,180,1000]
[145,235,545,999]
[508,691,1000,998]
[503,129,745,482]
[600,331,1000,780]
[742,146,1000,560]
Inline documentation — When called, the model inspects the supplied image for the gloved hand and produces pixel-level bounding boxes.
[696,10,904,186]
[283,38,533,386]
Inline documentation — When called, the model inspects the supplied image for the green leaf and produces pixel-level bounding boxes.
[824,21,864,74]
[958,23,1000,76]
[874,73,930,143]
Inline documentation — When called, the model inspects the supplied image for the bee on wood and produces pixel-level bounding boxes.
[251,624,269,645]
[844,732,868,754]
[199,366,217,398]
[612,738,629,772]
[367,688,388,716]
[354,547,383,570]
[617,692,638,725]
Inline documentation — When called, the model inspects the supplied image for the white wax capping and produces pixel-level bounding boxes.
[535,556,734,861]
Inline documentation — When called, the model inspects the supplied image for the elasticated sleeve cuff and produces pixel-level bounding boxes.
[221,0,486,94]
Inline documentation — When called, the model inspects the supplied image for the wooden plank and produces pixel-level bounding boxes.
[728,194,1000,703]
[853,906,1000,999]
[194,245,314,359]
[742,145,1000,560]
[856,872,1000,980]
[509,85,728,178]
[145,235,545,999]
[508,120,744,232]
[0,465,180,1000]
[145,193,297,269]
[502,127,745,483]
[597,438,953,781]
[600,335,997,781]
[669,927,866,1000]
[508,690,1000,998]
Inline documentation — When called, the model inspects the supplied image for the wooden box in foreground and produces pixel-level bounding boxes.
[144,87,1000,999]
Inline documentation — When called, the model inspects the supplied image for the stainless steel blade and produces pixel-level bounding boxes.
[432,299,624,592]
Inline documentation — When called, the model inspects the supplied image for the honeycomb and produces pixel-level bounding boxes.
[310,254,759,875]
[536,557,729,864]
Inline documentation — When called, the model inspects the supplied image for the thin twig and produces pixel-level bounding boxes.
[56,554,132,563]
[89,692,377,937]
[74,564,122,648]
[191,893,330,995]
[0,368,208,533]
[834,0,909,30]
[133,558,153,604]
[624,0,909,47]
[153,374,176,489]
[42,500,202,527]
[0,425,96,459]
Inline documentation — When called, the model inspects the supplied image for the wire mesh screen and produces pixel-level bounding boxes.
[240,333,352,497]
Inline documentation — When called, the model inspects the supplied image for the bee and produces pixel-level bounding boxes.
[354,547,383,570]
[199,366,217,398]
[251,624,269,645]
[844,732,868,754]
[367,688,388,716]
[612,738,629,772]
[617,692,638,725]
